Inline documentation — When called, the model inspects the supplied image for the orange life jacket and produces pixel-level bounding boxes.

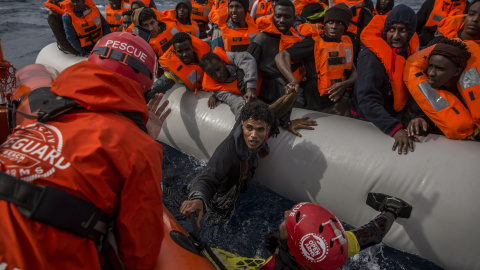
[202,47,262,95]
[105,4,124,32]
[191,0,213,33]
[208,0,228,21]
[43,0,67,15]
[372,8,391,16]
[63,0,103,48]
[213,7,259,52]
[162,9,201,37]
[436,14,480,45]
[333,0,363,35]
[158,36,211,92]
[293,0,327,17]
[360,14,420,111]
[255,0,274,20]
[403,41,480,139]
[297,22,325,36]
[297,24,353,95]
[121,0,151,9]
[148,20,180,58]
[425,0,467,28]
[256,15,306,82]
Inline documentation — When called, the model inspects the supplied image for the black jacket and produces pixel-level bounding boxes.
[188,121,269,225]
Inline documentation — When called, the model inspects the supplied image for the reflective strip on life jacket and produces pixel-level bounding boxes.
[403,41,480,139]
[311,34,353,95]
[191,0,213,32]
[158,35,211,90]
[105,5,124,32]
[64,0,103,48]
[425,0,467,27]
[219,12,259,52]
[435,14,480,45]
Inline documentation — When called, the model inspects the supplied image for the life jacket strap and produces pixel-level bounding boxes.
[0,171,109,242]
[93,46,152,79]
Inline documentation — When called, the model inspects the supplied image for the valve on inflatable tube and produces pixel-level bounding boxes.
[366,192,412,219]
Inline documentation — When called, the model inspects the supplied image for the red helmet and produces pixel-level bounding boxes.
[88,32,157,92]
[286,203,348,270]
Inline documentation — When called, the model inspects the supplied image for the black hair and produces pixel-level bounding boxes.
[199,52,222,71]
[131,0,146,8]
[472,0,480,6]
[434,38,471,70]
[138,7,156,24]
[240,100,274,126]
[122,9,133,16]
[375,0,394,15]
[274,0,295,15]
[171,32,193,47]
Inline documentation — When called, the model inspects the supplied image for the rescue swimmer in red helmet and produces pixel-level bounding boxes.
[0,32,171,269]
[260,193,412,270]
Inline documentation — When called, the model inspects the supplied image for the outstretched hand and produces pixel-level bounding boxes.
[146,93,171,140]
[180,199,205,228]
[286,117,317,137]
[392,129,418,155]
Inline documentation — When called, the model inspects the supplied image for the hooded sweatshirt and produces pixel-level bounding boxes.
[0,61,164,270]
[349,4,417,136]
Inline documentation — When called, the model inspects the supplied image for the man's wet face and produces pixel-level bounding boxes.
[229,1,246,25]
[463,2,480,39]
[204,58,230,82]
[140,17,160,37]
[324,20,345,42]
[386,23,408,49]
[174,40,195,65]
[241,118,269,150]
[273,5,294,34]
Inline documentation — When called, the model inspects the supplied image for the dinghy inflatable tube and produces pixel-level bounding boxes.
[37,43,480,270]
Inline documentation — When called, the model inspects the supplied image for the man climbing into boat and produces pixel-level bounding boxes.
[150,32,210,98]
[199,47,259,118]
[62,0,111,57]
[403,38,480,141]
[248,0,317,137]
[180,100,274,227]
[0,32,171,270]
[260,195,411,270]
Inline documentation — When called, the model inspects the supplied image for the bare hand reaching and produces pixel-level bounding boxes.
[146,93,171,140]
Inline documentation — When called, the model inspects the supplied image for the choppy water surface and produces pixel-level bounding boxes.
[0,0,445,269]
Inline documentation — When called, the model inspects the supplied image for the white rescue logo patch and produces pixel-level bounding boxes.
[0,123,71,181]
[300,233,328,263]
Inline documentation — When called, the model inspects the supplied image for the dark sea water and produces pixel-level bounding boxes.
[0,0,446,269]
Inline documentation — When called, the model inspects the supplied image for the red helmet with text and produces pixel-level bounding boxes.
[286,202,349,270]
[88,32,157,92]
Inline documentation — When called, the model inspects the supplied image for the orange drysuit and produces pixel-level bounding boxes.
[0,61,164,270]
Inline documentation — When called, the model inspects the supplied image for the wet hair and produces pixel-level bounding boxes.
[122,9,133,16]
[430,38,471,70]
[240,100,274,126]
[199,52,222,71]
[274,0,295,14]
[138,7,156,24]
[171,32,193,47]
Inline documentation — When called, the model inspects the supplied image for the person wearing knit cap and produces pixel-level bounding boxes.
[159,0,201,37]
[300,3,327,24]
[349,4,418,155]
[275,3,357,120]
[210,0,258,52]
[402,38,480,141]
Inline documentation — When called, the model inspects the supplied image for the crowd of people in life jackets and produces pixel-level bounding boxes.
[0,0,476,269]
